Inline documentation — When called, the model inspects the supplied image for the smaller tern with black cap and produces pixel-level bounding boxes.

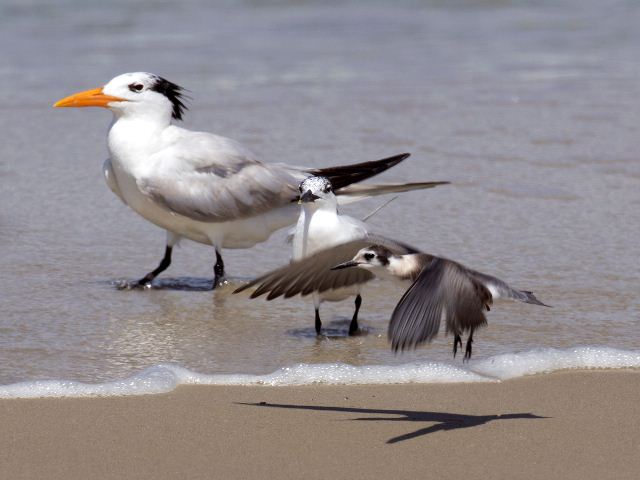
[287,175,445,335]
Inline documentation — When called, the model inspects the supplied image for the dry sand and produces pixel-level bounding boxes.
[1,370,638,480]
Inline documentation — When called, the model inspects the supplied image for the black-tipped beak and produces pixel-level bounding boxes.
[298,190,320,204]
[330,260,359,270]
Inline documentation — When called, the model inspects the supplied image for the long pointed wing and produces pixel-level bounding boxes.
[470,271,549,306]
[336,181,450,205]
[138,130,302,223]
[139,158,299,223]
[234,234,421,300]
[308,153,410,190]
[388,258,490,352]
[138,137,445,224]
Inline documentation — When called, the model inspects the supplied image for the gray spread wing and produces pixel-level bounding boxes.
[469,270,549,306]
[388,258,491,352]
[234,234,420,300]
[139,153,301,223]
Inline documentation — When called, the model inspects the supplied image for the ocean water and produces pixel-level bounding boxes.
[0,0,639,397]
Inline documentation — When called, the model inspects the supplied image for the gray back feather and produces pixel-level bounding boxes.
[139,155,301,222]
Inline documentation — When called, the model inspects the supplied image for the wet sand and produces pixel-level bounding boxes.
[1,370,638,480]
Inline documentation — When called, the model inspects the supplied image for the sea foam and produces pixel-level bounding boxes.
[0,346,638,398]
[470,346,640,380]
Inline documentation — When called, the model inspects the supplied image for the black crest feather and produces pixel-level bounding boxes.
[150,76,188,121]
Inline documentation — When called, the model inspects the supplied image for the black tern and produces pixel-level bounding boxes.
[235,237,548,358]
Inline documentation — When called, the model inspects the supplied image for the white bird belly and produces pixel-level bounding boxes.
[109,162,298,248]
[293,208,366,260]
[219,204,298,248]
[317,285,361,303]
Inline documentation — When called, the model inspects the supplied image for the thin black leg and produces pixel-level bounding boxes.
[213,248,225,289]
[315,308,322,335]
[349,294,362,335]
[137,246,172,286]
[453,334,462,358]
[464,329,474,362]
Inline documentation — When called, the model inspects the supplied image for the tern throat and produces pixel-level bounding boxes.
[384,254,422,282]
[108,115,169,164]
[294,197,340,260]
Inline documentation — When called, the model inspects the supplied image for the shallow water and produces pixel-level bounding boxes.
[0,0,638,393]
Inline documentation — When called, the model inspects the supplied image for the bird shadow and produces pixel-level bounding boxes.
[238,402,547,444]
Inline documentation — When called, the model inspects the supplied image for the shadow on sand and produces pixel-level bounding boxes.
[239,402,547,444]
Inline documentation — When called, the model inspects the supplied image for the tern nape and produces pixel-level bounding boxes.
[54,72,447,289]
[235,237,548,358]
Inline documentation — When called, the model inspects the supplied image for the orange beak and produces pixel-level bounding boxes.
[53,87,126,108]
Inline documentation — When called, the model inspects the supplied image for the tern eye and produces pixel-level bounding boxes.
[324,185,332,193]
[364,253,374,261]
[128,83,144,92]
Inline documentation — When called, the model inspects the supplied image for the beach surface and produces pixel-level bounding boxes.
[1,370,638,480]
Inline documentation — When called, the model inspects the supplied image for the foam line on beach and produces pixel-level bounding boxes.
[470,346,640,380]
[0,346,638,398]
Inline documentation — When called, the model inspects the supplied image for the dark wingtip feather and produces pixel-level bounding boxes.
[266,290,284,301]
[232,281,265,298]
[310,153,411,191]
[521,290,552,307]
[232,284,250,294]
